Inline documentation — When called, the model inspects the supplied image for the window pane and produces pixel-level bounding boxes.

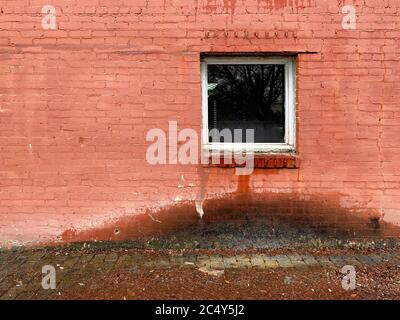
[208,64,285,143]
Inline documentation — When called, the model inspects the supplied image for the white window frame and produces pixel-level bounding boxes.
[201,56,296,154]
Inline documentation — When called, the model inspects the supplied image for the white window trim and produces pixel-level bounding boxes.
[201,56,296,154]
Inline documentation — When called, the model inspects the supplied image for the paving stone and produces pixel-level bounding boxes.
[169,256,185,266]
[302,255,320,267]
[104,253,119,263]
[0,285,22,300]
[155,257,171,268]
[290,260,307,268]
[273,255,292,268]
[263,258,279,268]
[329,256,347,267]
[113,255,132,269]
[16,290,36,300]
[235,255,252,268]
[0,251,14,264]
[288,254,303,262]
[355,255,375,265]
[393,252,400,260]
[90,254,106,264]
[289,254,307,268]
[196,256,211,268]
[368,254,384,263]
[79,253,95,264]
[28,252,46,263]
[210,255,225,269]
[380,253,395,262]
[223,256,237,268]
[182,254,197,264]
[315,256,335,268]
[142,259,156,268]
[250,255,265,267]
[61,257,80,268]
[341,256,362,266]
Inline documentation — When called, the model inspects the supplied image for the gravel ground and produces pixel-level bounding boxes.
[59,220,400,251]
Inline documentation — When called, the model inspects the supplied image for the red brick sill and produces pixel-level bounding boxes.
[204,154,299,169]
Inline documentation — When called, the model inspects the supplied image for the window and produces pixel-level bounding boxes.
[201,56,296,153]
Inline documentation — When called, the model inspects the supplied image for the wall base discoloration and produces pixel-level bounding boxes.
[60,191,400,244]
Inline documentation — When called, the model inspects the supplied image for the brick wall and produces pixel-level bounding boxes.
[1,0,400,246]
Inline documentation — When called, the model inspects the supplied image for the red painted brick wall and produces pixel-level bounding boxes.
[1,0,400,246]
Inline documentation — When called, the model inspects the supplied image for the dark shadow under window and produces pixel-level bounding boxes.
[208,64,285,143]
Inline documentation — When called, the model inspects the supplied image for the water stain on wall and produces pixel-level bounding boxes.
[60,186,400,244]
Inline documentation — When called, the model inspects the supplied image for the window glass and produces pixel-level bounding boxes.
[207,64,285,143]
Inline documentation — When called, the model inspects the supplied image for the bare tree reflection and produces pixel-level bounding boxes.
[208,64,285,143]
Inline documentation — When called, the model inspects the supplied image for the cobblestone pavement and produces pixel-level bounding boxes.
[1,245,400,299]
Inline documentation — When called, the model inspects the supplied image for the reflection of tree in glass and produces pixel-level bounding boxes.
[208,64,285,123]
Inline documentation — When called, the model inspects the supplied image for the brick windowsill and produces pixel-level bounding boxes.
[205,154,299,169]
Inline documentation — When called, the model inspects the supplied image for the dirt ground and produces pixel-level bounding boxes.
[60,263,400,300]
